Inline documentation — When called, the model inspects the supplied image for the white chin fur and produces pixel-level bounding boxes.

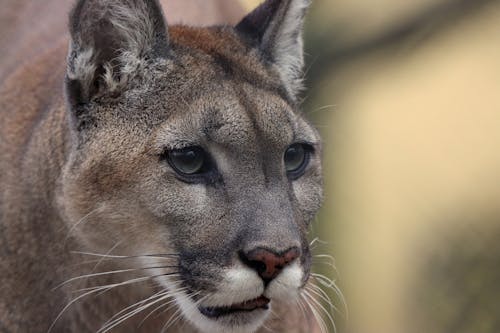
[176,291,267,333]
[158,261,304,333]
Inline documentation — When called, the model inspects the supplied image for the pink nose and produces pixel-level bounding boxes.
[241,247,300,283]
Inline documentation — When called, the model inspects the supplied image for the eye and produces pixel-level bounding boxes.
[284,143,312,179]
[166,146,206,176]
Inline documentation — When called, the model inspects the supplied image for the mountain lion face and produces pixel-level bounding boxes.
[59,0,322,331]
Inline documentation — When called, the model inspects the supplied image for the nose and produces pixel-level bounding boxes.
[240,247,300,285]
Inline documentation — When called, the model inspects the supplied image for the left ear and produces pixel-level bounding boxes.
[236,0,311,100]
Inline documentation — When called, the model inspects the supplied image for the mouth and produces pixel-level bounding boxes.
[198,296,270,319]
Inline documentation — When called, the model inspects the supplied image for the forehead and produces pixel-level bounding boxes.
[147,26,318,152]
[153,82,317,153]
[86,25,319,166]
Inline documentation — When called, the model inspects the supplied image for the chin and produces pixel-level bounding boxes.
[175,291,270,333]
[162,262,305,333]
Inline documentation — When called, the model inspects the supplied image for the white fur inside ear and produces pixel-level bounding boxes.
[67,47,97,98]
[67,48,95,81]
[97,0,156,91]
[68,0,165,96]
[107,0,156,56]
[268,0,311,98]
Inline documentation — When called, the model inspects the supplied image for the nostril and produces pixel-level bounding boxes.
[240,247,300,285]
[248,258,267,275]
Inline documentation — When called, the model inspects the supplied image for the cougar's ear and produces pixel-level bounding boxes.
[236,0,311,99]
[66,0,169,106]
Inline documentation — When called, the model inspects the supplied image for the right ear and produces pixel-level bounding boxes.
[66,0,169,106]
[236,0,311,101]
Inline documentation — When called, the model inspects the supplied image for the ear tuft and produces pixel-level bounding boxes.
[236,0,311,100]
[66,0,169,105]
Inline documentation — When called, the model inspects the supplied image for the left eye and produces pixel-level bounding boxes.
[167,146,206,176]
[284,143,312,179]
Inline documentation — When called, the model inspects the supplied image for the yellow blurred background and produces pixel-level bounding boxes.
[242,0,500,332]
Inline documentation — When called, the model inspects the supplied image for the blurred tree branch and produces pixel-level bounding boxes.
[305,0,498,84]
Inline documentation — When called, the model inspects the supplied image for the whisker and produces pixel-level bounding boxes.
[161,304,183,332]
[178,291,207,332]
[67,257,171,268]
[295,297,306,318]
[101,289,172,328]
[303,289,337,333]
[146,288,200,322]
[296,297,309,324]
[311,273,347,314]
[312,261,339,275]
[307,283,342,316]
[311,273,342,296]
[97,288,188,333]
[309,237,320,247]
[92,275,181,301]
[50,260,180,331]
[160,290,207,333]
[313,254,337,266]
[138,294,183,327]
[313,253,335,260]
[312,254,339,272]
[48,284,111,333]
[299,296,325,332]
[64,207,104,242]
[98,295,171,333]
[73,273,180,294]
[89,241,124,275]
[307,104,338,115]
[300,292,327,333]
[53,265,178,291]
[71,251,179,260]
[306,284,333,307]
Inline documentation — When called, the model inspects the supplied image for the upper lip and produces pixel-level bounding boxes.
[198,295,270,318]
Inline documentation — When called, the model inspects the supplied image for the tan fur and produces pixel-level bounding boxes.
[0,1,324,332]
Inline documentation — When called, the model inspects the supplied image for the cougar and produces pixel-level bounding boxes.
[0,0,333,332]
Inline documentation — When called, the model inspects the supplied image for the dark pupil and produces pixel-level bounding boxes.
[169,148,204,174]
[285,144,305,172]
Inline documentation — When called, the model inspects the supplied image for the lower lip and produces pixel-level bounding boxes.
[198,296,270,319]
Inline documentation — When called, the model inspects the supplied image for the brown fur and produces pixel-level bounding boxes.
[0,1,324,332]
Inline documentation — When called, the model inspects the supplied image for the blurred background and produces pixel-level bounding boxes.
[2,0,498,332]
[240,0,500,332]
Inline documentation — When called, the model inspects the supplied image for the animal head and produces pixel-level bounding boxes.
[60,0,322,331]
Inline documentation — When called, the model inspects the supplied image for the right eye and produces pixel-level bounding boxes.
[166,146,207,176]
